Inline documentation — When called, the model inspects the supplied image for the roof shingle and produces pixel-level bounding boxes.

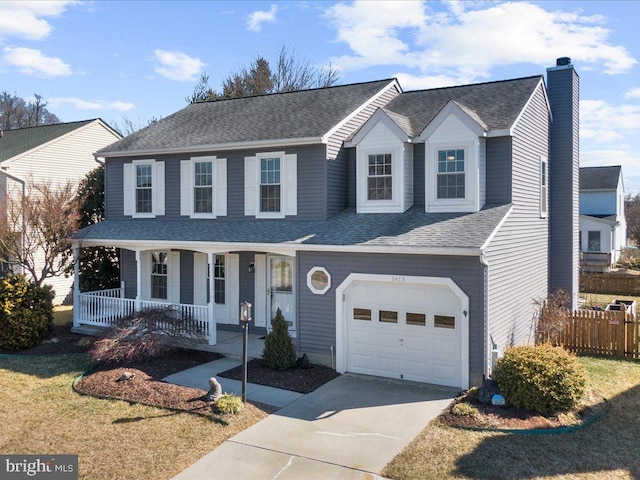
[580,166,622,190]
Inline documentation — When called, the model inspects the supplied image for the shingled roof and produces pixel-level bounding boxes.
[75,204,510,251]
[0,119,96,163]
[98,79,396,155]
[380,76,544,137]
[580,166,622,190]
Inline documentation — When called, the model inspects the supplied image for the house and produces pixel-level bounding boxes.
[72,58,579,389]
[579,166,626,271]
[0,119,122,303]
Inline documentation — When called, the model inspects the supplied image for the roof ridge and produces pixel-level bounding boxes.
[1,118,96,133]
[402,75,543,94]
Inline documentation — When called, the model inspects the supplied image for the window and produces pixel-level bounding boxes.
[367,153,392,200]
[588,231,601,252]
[379,310,398,324]
[406,312,426,326]
[353,308,371,321]
[307,266,331,295]
[437,149,465,199]
[434,315,456,329]
[214,254,225,304]
[260,157,281,212]
[540,158,548,217]
[194,161,213,213]
[136,164,153,213]
[151,251,168,299]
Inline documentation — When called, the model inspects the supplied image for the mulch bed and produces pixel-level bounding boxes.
[439,389,607,430]
[217,358,340,394]
[0,325,93,355]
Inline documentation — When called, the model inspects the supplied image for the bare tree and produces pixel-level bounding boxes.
[0,92,60,129]
[625,193,640,246]
[0,180,79,287]
[109,115,159,137]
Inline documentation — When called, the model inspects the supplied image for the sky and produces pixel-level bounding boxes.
[1,0,640,192]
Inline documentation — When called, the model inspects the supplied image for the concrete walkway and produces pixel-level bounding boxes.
[173,375,456,479]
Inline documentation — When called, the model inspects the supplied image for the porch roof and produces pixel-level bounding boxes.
[74,204,511,251]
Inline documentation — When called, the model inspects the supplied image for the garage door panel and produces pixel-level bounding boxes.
[345,279,465,388]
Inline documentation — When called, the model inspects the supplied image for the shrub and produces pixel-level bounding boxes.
[451,402,479,417]
[0,274,54,351]
[493,344,587,414]
[262,308,297,370]
[88,307,204,364]
[215,394,244,415]
[533,289,571,345]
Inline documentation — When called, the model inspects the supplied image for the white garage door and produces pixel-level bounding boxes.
[345,279,465,388]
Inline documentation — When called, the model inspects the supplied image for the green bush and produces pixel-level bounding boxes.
[215,394,244,415]
[0,274,54,351]
[262,308,297,370]
[451,402,479,417]
[493,344,587,414]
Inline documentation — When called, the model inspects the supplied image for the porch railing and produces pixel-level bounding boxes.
[77,290,210,340]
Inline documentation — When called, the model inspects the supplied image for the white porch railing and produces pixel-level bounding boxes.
[77,290,210,340]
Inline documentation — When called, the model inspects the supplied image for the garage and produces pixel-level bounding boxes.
[336,274,469,389]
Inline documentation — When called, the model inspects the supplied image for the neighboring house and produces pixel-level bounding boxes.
[0,119,122,303]
[72,58,579,390]
[579,166,626,271]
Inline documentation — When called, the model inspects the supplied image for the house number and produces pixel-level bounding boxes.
[392,276,405,283]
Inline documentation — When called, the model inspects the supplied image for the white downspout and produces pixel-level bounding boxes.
[479,251,491,381]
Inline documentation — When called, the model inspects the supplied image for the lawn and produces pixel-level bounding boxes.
[579,293,640,310]
[53,305,73,326]
[0,354,270,480]
[383,355,640,480]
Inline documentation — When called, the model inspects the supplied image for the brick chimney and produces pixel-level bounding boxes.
[547,57,579,309]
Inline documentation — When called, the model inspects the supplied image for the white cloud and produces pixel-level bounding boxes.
[625,88,640,100]
[0,1,77,40]
[3,46,72,77]
[581,100,640,144]
[325,1,636,84]
[247,4,277,32]
[48,97,135,111]
[153,49,205,82]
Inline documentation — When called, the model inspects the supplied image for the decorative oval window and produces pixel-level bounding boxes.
[307,266,331,295]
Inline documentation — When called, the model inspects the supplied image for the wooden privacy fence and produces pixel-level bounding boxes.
[580,271,640,296]
[555,309,640,359]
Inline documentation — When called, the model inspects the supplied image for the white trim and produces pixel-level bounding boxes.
[254,254,267,328]
[181,155,227,219]
[306,266,331,295]
[246,151,297,219]
[510,78,551,133]
[98,136,322,159]
[127,159,164,219]
[335,273,469,389]
[540,156,548,218]
[480,206,514,250]
[347,109,411,146]
[418,101,486,141]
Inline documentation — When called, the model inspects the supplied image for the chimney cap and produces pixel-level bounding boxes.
[556,57,571,66]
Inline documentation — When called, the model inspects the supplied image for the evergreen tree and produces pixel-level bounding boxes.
[262,308,297,370]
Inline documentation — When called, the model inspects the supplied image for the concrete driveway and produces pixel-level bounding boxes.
[173,375,456,479]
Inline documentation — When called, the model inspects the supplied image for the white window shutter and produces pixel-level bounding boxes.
[180,160,192,216]
[216,158,227,217]
[244,156,257,216]
[154,161,165,216]
[139,251,151,300]
[123,163,134,216]
[284,153,297,216]
[193,252,208,305]
[168,251,180,304]
[254,254,267,328]
[226,254,240,324]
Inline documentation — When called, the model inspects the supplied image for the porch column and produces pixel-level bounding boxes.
[208,252,216,345]
[135,250,142,312]
[72,246,80,328]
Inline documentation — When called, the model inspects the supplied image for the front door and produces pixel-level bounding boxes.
[269,256,296,335]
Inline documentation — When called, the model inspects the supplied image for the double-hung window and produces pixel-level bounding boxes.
[136,164,153,213]
[367,153,392,200]
[540,158,548,217]
[151,251,168,300]
[260,157,281,213]
[588,231,601,252]
[437,149,465,199]
[194,161,213,214]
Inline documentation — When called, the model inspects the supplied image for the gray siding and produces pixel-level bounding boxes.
[485,137,512,204]
[297,251,486,386]
[347,148,356,208]
[548,65,580,307]
[105,157,124,220]
[483,82,549,370]
[327,148,347,217]
[238,252,256,310]
[179,250,194,304]
[412,143,425,207]
[121,248,137,299]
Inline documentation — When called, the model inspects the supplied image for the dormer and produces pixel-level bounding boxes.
[418,100,487,213]
[347,109,413,213]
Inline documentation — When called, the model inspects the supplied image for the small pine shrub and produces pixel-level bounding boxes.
[215,394,244,415]
[262,308,297,371]
[493,344,587,414]
[0,274,54,351]
[451,402,479,417]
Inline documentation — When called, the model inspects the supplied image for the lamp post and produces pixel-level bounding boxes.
[239,301,252,403]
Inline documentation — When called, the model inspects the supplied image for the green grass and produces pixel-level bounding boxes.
[383,356,640,480]
[0,354,270,480]
[53,305,73,326]
[579,293,640,310]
